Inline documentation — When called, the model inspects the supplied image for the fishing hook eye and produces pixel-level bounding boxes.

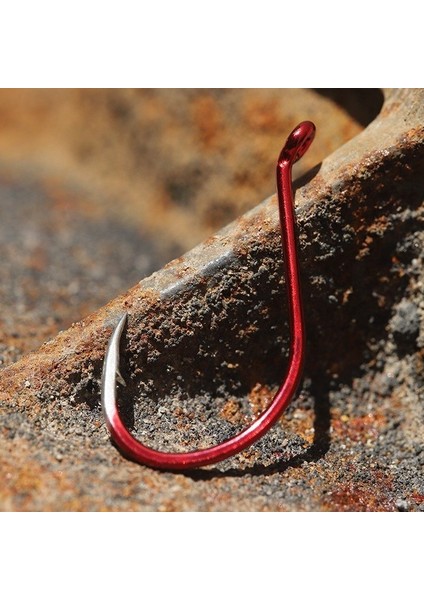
[101,121,316,470]
[278,121,316,165]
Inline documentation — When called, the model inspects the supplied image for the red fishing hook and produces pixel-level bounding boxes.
[101,121,316,469]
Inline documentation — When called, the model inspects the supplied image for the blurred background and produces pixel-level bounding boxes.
[0,89,383,364]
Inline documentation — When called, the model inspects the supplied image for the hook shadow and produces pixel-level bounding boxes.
[293,162,322,193]
[184,382,331,481]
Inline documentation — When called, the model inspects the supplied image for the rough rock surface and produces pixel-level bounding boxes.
[0,89,422,511]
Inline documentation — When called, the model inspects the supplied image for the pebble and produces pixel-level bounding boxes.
[390,300,420,341]
[395,498,409,512]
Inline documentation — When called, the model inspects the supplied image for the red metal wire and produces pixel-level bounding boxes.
[101,121,316,469]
